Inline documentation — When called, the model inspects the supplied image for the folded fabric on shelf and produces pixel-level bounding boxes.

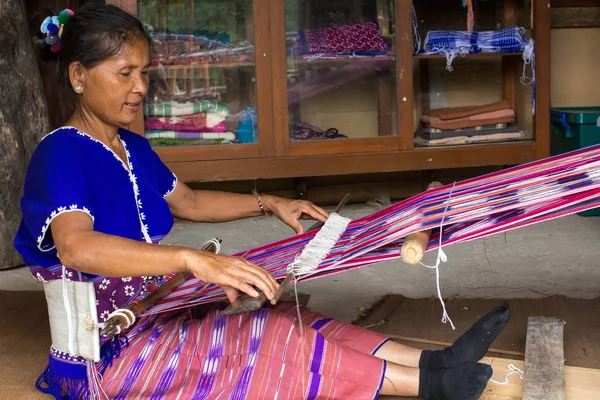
[421,108,515,130]
[145,130,236,142]
[144,100,229,118]
[147,80,222,104]
[415,130,526,147]
[420,26,533,71]
[145,113,226,132]
[419,123,508,137]
[416,124,520,141]
[293,21,387,56]
[423,100,511,121]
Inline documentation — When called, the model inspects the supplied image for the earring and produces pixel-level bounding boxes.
[74,85,83,93]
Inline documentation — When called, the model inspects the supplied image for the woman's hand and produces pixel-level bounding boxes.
[183,249,278,304]
[262,195,329,234]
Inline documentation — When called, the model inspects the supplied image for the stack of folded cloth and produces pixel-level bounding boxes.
[415,100,526,147]
[144,100,236,146]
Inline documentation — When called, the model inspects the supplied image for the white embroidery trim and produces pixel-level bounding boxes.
[37,206,94,252]
[51,126,153,244]
[164,175,178,198]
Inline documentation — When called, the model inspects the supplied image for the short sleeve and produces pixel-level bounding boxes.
[20,138,94,252]
[150,148,178,198]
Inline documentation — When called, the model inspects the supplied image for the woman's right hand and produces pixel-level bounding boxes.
[183,250,279,304]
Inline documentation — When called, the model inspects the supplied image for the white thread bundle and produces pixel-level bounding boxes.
[287,213,351,338]
[287,213,351,276]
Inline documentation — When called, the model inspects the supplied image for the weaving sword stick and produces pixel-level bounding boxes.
[222,194,351,315]
[401,182,443,264]
[100,238,221,337]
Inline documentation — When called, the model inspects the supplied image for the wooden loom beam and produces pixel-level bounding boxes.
[400,181,443,264]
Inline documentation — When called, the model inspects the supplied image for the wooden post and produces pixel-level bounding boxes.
[0,0,50,269]
[522,316,566,400]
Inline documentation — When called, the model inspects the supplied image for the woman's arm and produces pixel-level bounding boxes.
[165,182,330,234]
[51,212,278,302]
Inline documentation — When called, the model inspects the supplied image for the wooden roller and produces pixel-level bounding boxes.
[400,181,443,265]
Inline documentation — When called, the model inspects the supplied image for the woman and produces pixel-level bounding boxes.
[16,4,510,399]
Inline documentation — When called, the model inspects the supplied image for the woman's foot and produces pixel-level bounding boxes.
[419,362,493,400]
[420,302,512,369]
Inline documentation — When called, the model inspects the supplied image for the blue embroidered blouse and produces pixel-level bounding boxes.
[14,126,177,322]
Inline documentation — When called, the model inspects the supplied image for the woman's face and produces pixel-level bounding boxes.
[71,36,150,128]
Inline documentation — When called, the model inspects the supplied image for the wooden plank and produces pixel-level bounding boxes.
[533,0,551,159]
[479,356,600,400]
[397,0,415,150]
[551,7,600,28]
[167,141,538,182]
[252,0,275,158]
[377,70,394,137]
[269,0,291,157]
[503,0,517,113]
[522,317,566,400]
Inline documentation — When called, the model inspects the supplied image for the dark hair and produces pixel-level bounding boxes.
[30,3,150,129]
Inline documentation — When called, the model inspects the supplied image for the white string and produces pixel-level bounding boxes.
[420,182,456,330]
[62,265,76,355]
[489,364,524,385]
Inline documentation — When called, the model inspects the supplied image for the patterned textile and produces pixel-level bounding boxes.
[421,26,533,71]
[145,130,236,142]
[423,26,529,55]
[147,143,600,314]
[101,303,388,399]
[149,33,255,66]
[145,114,227,132]
[144,100,229,118]
[297,22,387,55]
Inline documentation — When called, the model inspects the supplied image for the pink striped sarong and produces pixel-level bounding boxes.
[101,302,388,399]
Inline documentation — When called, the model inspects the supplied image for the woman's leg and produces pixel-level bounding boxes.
[373,340,423,367]
[379,361,492,400]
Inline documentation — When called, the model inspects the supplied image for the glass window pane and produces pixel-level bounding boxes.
[138,0,258,147]
[285,0,397,141]
[412,0,534,148]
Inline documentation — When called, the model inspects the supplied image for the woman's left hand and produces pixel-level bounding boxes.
[262,195,329,234]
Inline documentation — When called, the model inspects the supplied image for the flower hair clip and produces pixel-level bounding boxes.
[40,9,74,53]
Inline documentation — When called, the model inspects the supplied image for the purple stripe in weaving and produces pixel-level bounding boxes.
[230,309,268,400]
[306,332,326,399]
[311,318,333,331]
[191,313,227,399]
[113,322,166,400]
[150,320,190,399]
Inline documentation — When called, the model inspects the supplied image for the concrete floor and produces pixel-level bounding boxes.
[3,203,600,323]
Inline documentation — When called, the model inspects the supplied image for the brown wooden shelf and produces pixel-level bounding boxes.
[289,55,396,65]
[148,61,256,71]
[414,52,524,60]
[166,140,538,182]
[111,0,550,184]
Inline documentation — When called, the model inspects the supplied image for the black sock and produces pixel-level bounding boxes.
[419,302,512,369]
[418,362,493,400]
